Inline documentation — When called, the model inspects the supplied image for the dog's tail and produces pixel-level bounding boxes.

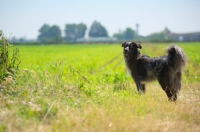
[166,45,186,71]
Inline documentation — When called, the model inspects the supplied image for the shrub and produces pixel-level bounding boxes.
[0,30,20,83]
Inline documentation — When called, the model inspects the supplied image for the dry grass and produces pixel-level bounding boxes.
[1,82,199,132]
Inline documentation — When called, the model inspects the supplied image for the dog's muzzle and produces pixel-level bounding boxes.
[124,47,129,51]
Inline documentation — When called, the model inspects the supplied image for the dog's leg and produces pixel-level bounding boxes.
[165,89,177,101]
[134,77,145,94]
[158,76,178,102]
[141,84,146,93]
[167,72,181,101]
[136,83,144,94]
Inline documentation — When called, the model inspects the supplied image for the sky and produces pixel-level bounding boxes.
[0,0,200,39]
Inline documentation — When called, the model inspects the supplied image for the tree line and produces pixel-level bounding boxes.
[9,21,173,44]
[37,21,138,43]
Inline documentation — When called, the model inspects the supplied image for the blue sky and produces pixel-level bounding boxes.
[0,0,200,39]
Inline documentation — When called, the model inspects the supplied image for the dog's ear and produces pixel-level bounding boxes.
[136,42,142,49]
[121,41,126,47]
[132,42,142,49]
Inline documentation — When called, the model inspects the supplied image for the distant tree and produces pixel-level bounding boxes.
[48,25,62,43]
[64,23,87,42]
[146,32,166,42]
[18,38,26,43]
[38,24,62,43]
[124,28,135,40]
[38,24,50,43]
[76,23,87,38]
[113,33,125,40]
[89,21,108,37]
[113,27,135,40]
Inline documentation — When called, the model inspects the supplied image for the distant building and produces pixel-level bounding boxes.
[166,31,200,42]
[76,37,117,43]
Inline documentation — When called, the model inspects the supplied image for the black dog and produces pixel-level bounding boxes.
[122,42,186,101]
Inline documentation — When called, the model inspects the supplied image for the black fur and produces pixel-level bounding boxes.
[122,41,186,101]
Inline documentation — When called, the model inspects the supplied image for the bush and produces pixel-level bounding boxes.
[0,30,20,83]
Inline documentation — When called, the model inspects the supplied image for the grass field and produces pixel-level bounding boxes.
[0,42,200,131]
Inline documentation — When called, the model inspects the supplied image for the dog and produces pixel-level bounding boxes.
[122,41,186,101]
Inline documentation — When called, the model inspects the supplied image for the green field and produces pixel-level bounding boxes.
[1,42,200,131]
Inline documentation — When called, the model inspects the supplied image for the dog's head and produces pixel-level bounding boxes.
[122,41,142,56]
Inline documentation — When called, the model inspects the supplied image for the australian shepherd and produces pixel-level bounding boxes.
[122,41,186,101]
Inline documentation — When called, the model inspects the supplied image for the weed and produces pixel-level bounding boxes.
[0,30,20,85]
